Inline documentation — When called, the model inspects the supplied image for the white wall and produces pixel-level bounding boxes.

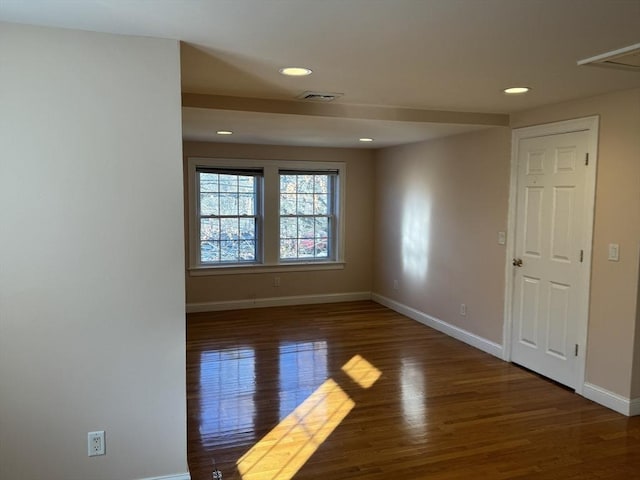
[373,127,511,346]
[0,23,187,479]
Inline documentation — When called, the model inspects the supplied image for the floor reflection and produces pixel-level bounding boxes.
[400,358,427,435]
[199,347,256,447]
[279,341,328,420]
[194,334,385,478]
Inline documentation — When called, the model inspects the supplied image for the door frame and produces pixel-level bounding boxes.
[502,116,599,394]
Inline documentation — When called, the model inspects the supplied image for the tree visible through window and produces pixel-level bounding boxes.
[279,171,336,261]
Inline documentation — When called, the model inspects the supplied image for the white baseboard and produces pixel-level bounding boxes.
[139,474,190,480]
[187,291,372,313]
[582,383,640,416]
[371,293,503,359]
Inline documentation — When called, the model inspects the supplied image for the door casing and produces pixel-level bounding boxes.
[503,116,599,395]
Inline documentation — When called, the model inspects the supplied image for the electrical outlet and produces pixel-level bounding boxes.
[273,276,281,287]
[88,431,105,457]
[460,303,467,316]
[393,279,399,290]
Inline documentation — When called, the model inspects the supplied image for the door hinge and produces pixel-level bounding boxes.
[585,153,589,166]
[580,250,584,262]
[575,344,579,356]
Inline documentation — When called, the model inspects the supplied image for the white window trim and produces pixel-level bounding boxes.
[187,157,346,276]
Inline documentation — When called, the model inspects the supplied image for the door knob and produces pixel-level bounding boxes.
[513,258,523,267]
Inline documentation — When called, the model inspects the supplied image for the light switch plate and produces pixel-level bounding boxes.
[498,231,506,245]
[608,243,619,262]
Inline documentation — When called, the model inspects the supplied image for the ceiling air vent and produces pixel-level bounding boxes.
[297,91,344,102]
[578,43,640,72]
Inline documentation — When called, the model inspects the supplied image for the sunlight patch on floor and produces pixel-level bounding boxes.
[341,354,382,389]
[237,354,381,480]
[237,378,354,480]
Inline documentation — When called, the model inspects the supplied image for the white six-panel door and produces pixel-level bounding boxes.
[510,130,591,389]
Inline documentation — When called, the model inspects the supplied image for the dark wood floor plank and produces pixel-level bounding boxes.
[187,301,640,479]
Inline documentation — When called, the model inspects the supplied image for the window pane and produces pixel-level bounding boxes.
[299,217,315,239]
[316,237,329,257]
[239,239,255,261]
[280,194,296,215]
[314,194,328,215]
[238,194,254,215]
[201,241,220,263]
[280,239,297,259]
[314,175,328,194]
[220,240,239,261]
[315,217,329,237]
[219,193,238,215]
[297,175,314,193]
[238,175,254,193]
[298,239,314,258]
[220,218,239,240]
[219,174,237,193]
[298,194,314,215]
[201,218,220,241]
[200,173,218,193]
[200,193,219,216]
[239,218,255,241]
[280,217,297,239]
[280,175,296,193]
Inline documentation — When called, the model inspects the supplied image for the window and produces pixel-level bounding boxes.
[280,171,336,261]
[188,158,345,273]
[196,168,262,265]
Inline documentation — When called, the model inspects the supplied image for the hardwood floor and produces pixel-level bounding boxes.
[187,301,640,479]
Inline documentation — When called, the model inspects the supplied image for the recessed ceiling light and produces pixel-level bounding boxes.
[279,67,313,76]
[216,130,233,135]
[503,87,531,95]
[359,138,374,142]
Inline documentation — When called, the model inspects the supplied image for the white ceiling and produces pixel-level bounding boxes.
[2,0,639,148]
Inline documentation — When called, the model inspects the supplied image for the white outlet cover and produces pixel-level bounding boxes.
[88,431,105,457]
[498,231,506,245]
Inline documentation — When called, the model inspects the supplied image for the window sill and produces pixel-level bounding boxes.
[188,261,346,276]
